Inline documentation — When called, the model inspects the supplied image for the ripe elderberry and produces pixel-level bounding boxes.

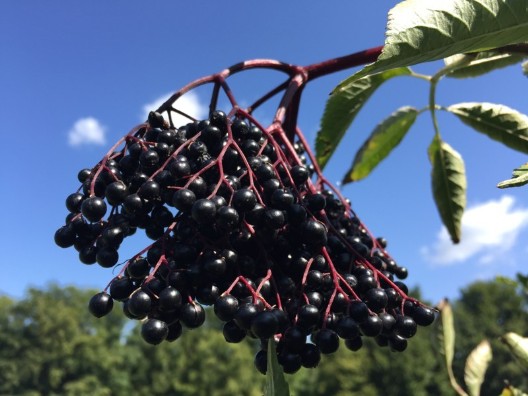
[55,56,435,375]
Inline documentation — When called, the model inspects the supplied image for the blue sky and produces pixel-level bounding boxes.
[1,2,527,304]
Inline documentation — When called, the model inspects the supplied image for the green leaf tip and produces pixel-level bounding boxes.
[464,340,492,396]
[448,102,528,154]
[264,339,290,396]
[501,332,528,371]
[342,106,418,183]
[497,162,528,189]
[316,67,411,169]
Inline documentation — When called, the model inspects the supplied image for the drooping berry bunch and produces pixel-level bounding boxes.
[55,53,435,374]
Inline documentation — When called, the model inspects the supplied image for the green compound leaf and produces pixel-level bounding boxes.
[264,339,290,396]
[335,0,528,91]
[428,136,466,244]
[445,52,526,78]
[437,299,468,396]
[464,340,492,396]
[501,332,528,372]
[316,67,411,169]
[447,102,528,154]
[497,162,528,188]
[342,106,418,183]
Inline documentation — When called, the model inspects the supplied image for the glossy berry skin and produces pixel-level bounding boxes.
[232,189,257,212]
[348,300,369,322]
[81,197,107,222]
[364,288,388,312]
[126,257,150,278]
[105,181,128,205]
[191,199,217,224]
[127,290,152,317]
[216,206,240,230]
[263,209,285,229]
[54,226,76,248]
[254,350,267,375]
[279,352,302,374]
[88,292,114,318]
[109,277,135,301]
[290,165,309,186]
[251,311,279,339]
[301,220,327,246]
[395,315,417,338]
[234,303,259,330]
[203,257,227,279]
[304,193,326,212]
[214,295,239,321]
[138,180,161,200]
[180,303,206,328]
[301,343,321,368]
[141,319,169,345]
[389,334,408,352]
[412,306,436,326]
[223,320,246,343]
[166,321,183,342]
[336,316,360,339]
[96,247,119,268]
[65,193,84,213]
[282,326,307,354]
[172,189,196,212]
[360,315,383,337]
[314,329,339,354]
[345,337,363,352]
[158,287,182,312]
[297,304,320,331]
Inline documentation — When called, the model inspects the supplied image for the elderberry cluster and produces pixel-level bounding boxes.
[55,109,435,374]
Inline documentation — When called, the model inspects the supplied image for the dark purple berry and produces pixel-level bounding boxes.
[191,199,216,224]
[251,311,279,339]
[395,315,417,338]
[360,315,383,337]
[223,320,246,343]
[180,303,206,328]
[301,343,321,368]
[159,287,182,312]
[88,292,113,318]
[128,290,152,317]
[141,319,168,345]
[54,225,76,248]
[81,197,107,222]
[314,329,339,354]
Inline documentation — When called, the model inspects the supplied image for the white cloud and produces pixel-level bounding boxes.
[68,117,107,146]
[142,91,207,128]
[421,195,528,266]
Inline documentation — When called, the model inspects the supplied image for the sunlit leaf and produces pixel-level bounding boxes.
[428,136,467,244]
[342,106,418,183]
[501,384,528,396]
[448,102,528,153]
[497,162,528,188]
[523,60,528,76]
[464,340,492,396]
[316,68,411,168]
[437,299,468,396]
[445,52,526,78]
[335,0,528,91]
[501,332,528,372]
[264,339,290,396]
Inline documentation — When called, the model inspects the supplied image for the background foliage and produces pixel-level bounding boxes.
[0,280,526,395]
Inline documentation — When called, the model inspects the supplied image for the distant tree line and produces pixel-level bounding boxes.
[0,279,526,396]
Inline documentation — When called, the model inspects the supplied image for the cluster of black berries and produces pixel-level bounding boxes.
[55,109,435,374]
